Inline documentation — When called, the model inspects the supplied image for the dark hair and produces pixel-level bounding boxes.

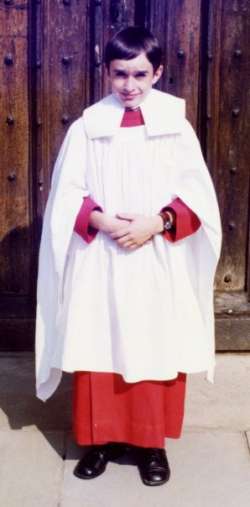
[104,26,162,72]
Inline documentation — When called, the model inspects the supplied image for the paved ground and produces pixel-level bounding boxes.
[0,353,250,506]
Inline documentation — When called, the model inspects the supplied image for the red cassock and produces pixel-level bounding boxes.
[73,108,201,449]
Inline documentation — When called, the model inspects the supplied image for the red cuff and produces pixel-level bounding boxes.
[74,196,103,243]
[161,198,201,243]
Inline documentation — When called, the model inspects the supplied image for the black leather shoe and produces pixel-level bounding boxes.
[74,443,126,479]
[135,447,171,486]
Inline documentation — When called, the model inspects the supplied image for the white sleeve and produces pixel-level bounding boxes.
[35,117,89,400]
[172,119,222,258]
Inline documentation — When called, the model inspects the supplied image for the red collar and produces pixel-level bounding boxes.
[120,108,145,127]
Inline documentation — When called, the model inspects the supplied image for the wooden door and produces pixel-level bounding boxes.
[0,0,249,350]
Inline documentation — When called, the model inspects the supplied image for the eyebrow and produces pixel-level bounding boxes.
[113,69,149,74]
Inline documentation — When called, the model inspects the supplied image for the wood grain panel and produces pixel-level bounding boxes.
[0,0,27,35]
[206,0,250,291]
[146,0,202,129]
[0,0,31,295]
[35,0,90,216]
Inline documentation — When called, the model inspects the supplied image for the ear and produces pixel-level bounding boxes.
[152,64,163,85]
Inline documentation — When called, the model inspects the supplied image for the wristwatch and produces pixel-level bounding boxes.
[158,209,175,231]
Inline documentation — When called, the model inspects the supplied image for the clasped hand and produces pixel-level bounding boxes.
[105,213,163,251]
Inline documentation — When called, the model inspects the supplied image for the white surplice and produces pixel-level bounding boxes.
[35,89,222,401]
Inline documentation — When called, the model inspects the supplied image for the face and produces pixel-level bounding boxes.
[108,52,163,108]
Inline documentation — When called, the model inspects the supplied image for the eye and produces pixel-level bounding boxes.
[114,70,127,77]
[135,72,147,78]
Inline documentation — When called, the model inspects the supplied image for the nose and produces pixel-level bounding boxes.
[123,75,135,93]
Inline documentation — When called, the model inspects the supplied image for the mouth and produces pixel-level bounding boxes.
[120,93,140,100]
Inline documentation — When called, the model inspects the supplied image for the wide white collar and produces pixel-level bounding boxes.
[83,88,185,139]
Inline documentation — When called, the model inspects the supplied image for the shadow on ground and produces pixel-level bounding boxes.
[0,353,72,456]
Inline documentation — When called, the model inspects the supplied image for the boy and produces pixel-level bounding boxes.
[36,27,221,486]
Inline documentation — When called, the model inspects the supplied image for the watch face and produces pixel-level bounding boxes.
[164,220,172,231]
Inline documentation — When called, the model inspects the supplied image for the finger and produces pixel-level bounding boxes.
[120,241,137,250]
[110,229,130,239]
[117,235,132,245]
[116,213,136,221]
[128,243,138,250]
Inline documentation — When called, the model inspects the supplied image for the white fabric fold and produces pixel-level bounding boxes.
[35,90,222,401]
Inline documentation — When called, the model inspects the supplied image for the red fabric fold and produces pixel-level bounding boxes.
[161,197,201,242]
[120,108,145,127]
[73,371,187,448]
[74,196,102,243]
